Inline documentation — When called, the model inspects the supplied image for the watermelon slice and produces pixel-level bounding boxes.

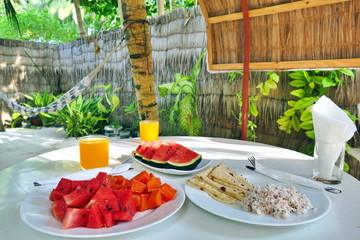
[141,141,163,162]
[166,147,202,170]
[62,208,90,229]
[134,141,153,159]
[150,142,181,168]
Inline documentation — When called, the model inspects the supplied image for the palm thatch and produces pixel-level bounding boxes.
[199,0,360,70]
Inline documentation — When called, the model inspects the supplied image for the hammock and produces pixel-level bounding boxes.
[0,39,123,117]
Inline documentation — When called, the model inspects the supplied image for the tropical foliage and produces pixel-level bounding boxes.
[277,69,357,154]
[231,72,280,141]
[158,49,206,136]
[0,7,78,43]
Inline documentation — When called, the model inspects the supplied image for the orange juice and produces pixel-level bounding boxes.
[140,120,159,141]
[79,136,109,169]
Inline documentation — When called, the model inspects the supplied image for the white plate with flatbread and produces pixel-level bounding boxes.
[185,168,331,226]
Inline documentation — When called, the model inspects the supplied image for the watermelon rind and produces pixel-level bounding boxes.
[165,155,202,170]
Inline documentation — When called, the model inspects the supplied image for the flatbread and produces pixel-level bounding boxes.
[186,163,253,204]
[209,162,253,190]
[197,166,247,200]
[187,177,238,204]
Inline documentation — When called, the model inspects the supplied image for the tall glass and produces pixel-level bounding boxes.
[79,136,109,169]
[140,120,159,141]
[313,141,345,184]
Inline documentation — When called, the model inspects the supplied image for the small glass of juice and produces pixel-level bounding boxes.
[79,136,109,170]
[140,120,159,141]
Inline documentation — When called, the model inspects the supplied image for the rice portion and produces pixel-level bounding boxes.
[240,184,313,219]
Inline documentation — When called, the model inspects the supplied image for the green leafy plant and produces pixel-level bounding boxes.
[277,69,357,154]
[232,72,280,141]
[53,84,121,138]
[20,91,58,127]
[158,49,206,136]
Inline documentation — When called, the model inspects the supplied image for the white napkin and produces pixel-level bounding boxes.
[34,163,132,186]
[311,96,357,179]
[254,162,341,193]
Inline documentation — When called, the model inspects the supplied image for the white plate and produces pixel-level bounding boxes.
[131,153,211,175]
[185,171,331,226]
[20,172,185,238]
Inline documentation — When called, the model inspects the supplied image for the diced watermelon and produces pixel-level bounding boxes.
[62,208,90,229]
[56,178,73,193]
[49,178,73,201]
[86,204,104,228]
[96,172,109,187]
[63,187,92,208]
[113,189,137,221]
[71,180,89,191]
[94,200,120,228]
[49,189,66,202]
[85,186,118,208]
[51,198,68,222]
[82,178,101,196]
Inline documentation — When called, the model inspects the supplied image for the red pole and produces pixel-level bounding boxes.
[240,0,250,140]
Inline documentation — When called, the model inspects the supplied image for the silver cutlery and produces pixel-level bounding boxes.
[246,156,341,194]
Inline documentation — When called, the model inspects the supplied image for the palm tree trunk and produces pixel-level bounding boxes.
[73,0,86,38]
[122,0,159,121]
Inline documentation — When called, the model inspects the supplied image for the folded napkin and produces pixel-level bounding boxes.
[254,162,341,194]
[34,163,132,186]
[312,96,357,179]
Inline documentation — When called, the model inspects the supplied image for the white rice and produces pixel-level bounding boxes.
[240,184,313,219]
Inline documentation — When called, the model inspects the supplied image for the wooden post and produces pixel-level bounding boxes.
[122,0,159,121]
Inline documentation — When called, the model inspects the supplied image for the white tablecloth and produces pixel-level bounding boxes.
[0,136,359,240]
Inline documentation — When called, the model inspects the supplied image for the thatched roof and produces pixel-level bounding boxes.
[198,0,360,71]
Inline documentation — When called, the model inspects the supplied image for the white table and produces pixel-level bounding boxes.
[0,136,359,240]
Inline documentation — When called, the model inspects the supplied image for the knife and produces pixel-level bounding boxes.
[246,165,341,194]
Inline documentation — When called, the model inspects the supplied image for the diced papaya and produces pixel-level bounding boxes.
[160,183,177,202]
[132,194,141,208]
[137,194,150,212]
[148,190,163,209]
[131,170,151,184]
[131,179,147,194]
[147,177,161,192]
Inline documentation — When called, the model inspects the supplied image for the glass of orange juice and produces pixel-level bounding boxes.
[140,120,159,141]
[79,136,109,170]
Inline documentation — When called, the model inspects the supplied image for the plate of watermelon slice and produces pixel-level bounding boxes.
[131,140,211,175]
[20,171,185,238]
